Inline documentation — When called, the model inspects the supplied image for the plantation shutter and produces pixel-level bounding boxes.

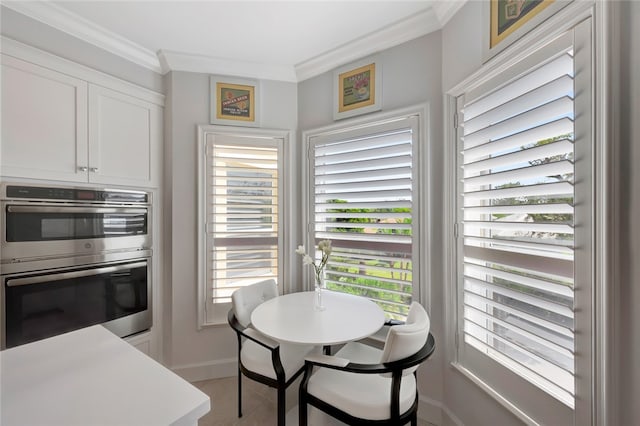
[204,134,282,323]
[458,35,576,405]
[310,116,419,319]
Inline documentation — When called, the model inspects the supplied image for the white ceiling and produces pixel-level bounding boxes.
[3,1,465,81]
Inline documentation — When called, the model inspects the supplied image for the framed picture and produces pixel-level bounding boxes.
[484,0,571,61]
[210,76,260,127]
[333,58,382,120]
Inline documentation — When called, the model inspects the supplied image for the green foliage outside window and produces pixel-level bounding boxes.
[321,199,413,319]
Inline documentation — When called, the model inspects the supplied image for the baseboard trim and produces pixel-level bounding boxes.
[419,394,465,426]
[171,357,236,383]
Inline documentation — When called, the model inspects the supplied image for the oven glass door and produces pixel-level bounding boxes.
[4,260,149,348]
[5,205,147,242]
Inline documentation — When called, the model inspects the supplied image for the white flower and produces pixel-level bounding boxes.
[296,240,333,288]
[318,240,332,255]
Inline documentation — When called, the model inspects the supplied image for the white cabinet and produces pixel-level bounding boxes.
[88,84,162,187]
[1,52,163,188]
[1,55,89,182]
[125,330,153,357]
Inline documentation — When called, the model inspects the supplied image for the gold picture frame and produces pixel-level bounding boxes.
[210,76,260,127]
[490,0,554,48]
[333,58,382,120]
[484,0,571,61]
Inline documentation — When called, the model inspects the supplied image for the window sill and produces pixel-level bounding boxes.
[450,362,538,425]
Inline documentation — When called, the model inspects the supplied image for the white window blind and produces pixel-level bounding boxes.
[202,133,283,324]
[310,116,419,319]
[459,40,576,406]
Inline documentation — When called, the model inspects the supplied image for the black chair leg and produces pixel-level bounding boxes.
[237,367,243,418]
[298,390,307,426]
[277,386,286,426]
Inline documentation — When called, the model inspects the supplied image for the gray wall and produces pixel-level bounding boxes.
[441,1,484,94]
[298,34,442,129]
[0,6,163,93]
[297,31,446,414]
[618,2,640,424]
[164,70,298,370]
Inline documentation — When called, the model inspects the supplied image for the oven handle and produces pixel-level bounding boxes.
[6,206,147,214]
[6,261,148,287]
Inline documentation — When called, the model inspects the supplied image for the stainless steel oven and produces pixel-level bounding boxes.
[1,183,152,349]
[1,183,150,262]
[1,252,151,349]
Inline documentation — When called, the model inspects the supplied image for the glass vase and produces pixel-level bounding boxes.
[314,272,326,311]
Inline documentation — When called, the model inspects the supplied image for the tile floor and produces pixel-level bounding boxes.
[193,375,435,425]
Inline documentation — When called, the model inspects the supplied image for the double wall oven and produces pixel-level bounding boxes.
[1,183,152,349]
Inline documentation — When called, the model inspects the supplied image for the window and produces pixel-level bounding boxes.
[306,112,424,320]
[198,129,285,325]
[453,21,593,423]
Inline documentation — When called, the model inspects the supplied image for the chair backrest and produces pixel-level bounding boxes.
[379,302,430,375]
[231,279,278,328]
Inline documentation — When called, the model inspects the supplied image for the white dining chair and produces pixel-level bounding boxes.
[298,301,435,426]
[228,279,317,426]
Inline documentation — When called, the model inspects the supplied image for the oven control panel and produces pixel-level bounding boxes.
[4,184,149,204]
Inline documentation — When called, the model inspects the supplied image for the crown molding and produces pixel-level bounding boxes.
[158,50,298,82]
[295,7,441,82]
[2,0,163,74]
[432,0,468,27]
[2,1,466,82]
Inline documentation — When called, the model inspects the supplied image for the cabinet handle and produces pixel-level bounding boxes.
[78,166,88,172]
[90,167,99,173]
[7,261,148,287]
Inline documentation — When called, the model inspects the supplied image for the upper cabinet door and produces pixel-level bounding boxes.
[88,84,161,188]
[1,55,88,182]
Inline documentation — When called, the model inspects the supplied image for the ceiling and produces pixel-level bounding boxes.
[2,1,465,81]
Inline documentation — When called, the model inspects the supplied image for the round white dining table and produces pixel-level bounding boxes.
[250,290,386,346]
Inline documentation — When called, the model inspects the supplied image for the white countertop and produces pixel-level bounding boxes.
[251,290,385,346]
[0,325,210,426]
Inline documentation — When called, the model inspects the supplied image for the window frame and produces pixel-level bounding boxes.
[197,125,291,327]
[301,105,430,314]
[444,2,615,424]
[459,29,579,410]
